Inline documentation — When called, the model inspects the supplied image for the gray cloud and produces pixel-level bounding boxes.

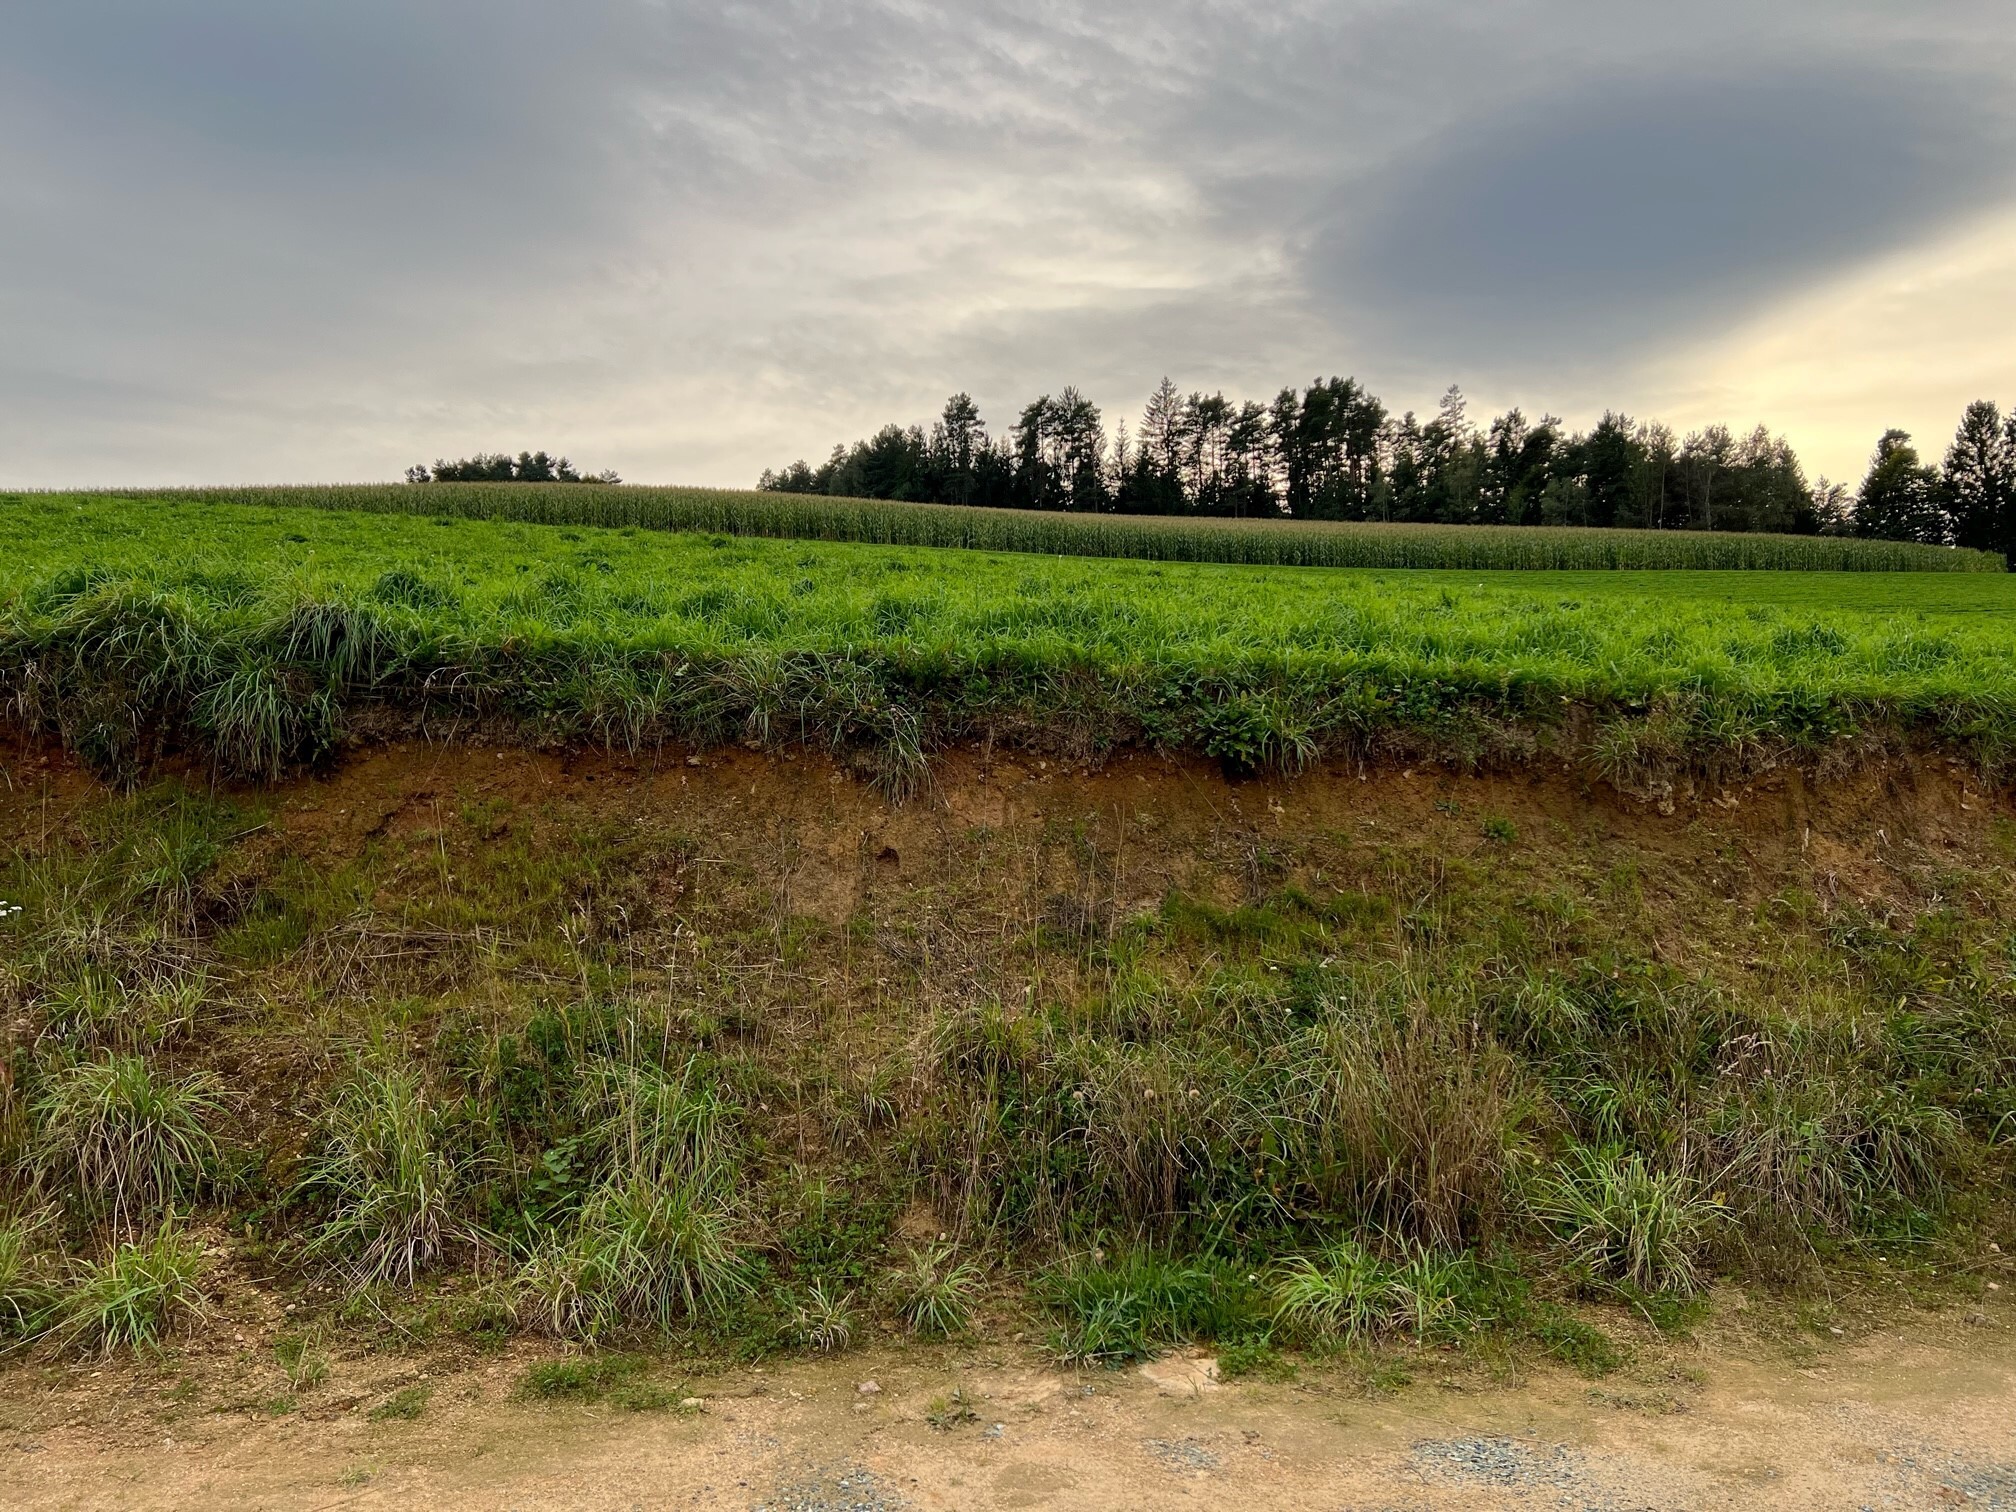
[1311,65,2016,372]
[1,2,2013,486]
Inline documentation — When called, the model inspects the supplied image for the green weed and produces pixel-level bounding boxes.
[1215,1339,1295,1380]
[517,1352,679,1409]
[926,1388,979,1430]
[1530,1147,1724,1296]
[886,1243,981,1338]
[1528,1307,1625,1376]
[298,1064,483,1287]
[0,1211,59,1341]
[1040,1252,1266,1365]
[368,1384,432,1421]
[1268,1240,1487,1347]
[789,1281,856,1353]
[54,1223,208,1357]
[275,1330,331,1391]
[515,1175,750,1341]
[30,1054,224,1233]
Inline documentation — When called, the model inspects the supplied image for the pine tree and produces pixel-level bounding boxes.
[1854,430,1948,544]
[1940,400,2013,555]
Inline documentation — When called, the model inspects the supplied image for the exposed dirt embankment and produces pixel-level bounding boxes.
[3,736,2014,1512]
[9,735,1996,930]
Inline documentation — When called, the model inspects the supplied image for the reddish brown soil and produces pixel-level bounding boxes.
[7,733,2003,960]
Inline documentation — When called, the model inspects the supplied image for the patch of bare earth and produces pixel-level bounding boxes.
[2,1316,2015,1509]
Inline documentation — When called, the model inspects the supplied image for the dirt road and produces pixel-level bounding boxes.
[3,1317,2014,1510]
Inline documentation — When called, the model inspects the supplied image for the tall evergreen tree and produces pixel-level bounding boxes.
[1130,378,1187,514]
[1679,426,1735,531]
[1224,400,1274,517]
[1810,476,1853,535]
[1581,412,1638,529]
[1939,400,2014,555]
[1854,430,1948,544]
[934,393,986,506]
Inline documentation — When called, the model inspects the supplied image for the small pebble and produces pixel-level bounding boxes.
[856,1380,881,1396]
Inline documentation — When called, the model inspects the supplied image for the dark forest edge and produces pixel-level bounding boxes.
[407,450,621,485]
[761,382,2016,558]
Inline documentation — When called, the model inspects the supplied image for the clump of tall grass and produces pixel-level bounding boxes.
[275,1328,331,1392]
[53,1222,208,1357]
[36,970,206,1052]
[918,970,1525,1255]
[1289,988,1519,1248]
[192,653,337,781]
[1269,1240,1490,1346]
[573,1059,738,1191]
[29,1054,224,1234]
[1528,1147,1724,1295]
[0,1211,60,1342]
[790,1281,857,1353]
[885,1243,982,1337]
[1702,1074,1969,1243]
[1040,1251,1265,1365]
[298,1064,484,1287]
[514,1056,753,1340]
[515,1175,749,1340]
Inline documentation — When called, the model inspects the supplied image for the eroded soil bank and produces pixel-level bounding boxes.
[3,740,2014,1508]
[9,735,2002,938]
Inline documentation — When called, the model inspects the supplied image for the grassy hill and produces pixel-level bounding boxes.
[5,493,2015,791]
[1,486,2012,1375]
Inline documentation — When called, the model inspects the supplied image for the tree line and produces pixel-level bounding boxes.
[759,382,2016,558]
[408,451,619,484]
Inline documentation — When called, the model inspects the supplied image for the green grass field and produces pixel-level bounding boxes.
[22,482,2000,572]
[5,492,2015,785]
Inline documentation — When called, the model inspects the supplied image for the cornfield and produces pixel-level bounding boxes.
[23,484,2000,572]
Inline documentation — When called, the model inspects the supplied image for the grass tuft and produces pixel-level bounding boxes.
[1268,1240,1489,1347]
[1530,1147,1724,1296]
[30,1054,224,1234]
[517,1353,683,1409]
[368,1383,432,1421]
[0,1211,60,1342]
[299,1064,483,1287]
[515,1175,750,1341]
[886,1243,982,1338]
[790,1282,856,1354]
[54,1223,208,1357]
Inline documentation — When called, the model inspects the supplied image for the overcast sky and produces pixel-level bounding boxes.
[5,1,2014,491]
